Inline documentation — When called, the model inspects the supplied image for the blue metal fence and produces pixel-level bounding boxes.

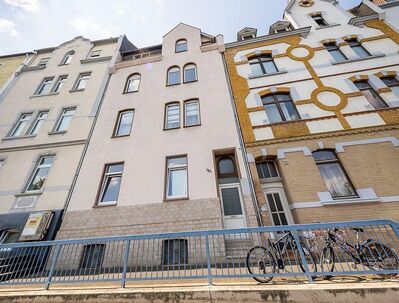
[0,219,398,289]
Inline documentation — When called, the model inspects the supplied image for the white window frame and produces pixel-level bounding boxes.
[184,100,200,127]
[74,73,91,90]
[28,111,48,135]
[167,67,181,86]
[0,159,5,169]
[24,155,55,193]
[52,75,68,93]
[90,50,102,58]
[165,103,180,129]
[125,74,141,93]
[9,113,32,137]
[97,163,124,205]
[61,51,74,65]
[166,156,188,200]
[183,64,197,83]
[54,107,76,132]
[38,57,50,66]
[35,77,54,95]
[175,39,188,53]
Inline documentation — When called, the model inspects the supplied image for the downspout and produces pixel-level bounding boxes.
[221,54,263,227]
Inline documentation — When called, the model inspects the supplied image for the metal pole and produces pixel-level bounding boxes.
[44,244,62,290]
[121,240,131,288]
[291,231,314,284]
[205,235,213,285]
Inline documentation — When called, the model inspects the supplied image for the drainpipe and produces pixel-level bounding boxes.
[221,54,263,227]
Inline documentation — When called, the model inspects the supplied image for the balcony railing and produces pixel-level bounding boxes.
[0,219,398,289]
[122,49,162,61]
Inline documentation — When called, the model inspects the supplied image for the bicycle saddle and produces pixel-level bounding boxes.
[352,227,364,233]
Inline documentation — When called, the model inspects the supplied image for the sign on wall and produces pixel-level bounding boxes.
[19,211,53,241]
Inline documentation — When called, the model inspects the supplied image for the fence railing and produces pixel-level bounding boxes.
[1,219,398,289]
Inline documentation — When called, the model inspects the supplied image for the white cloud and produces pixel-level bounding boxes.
[3,0,40,12]
[0,18,19,37]
[69,17,116,38]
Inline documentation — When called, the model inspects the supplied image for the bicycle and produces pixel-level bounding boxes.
[246,231,317,283]
[320,227,399,278]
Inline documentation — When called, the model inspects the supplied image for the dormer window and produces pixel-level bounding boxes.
[242,34,255,41]
[175,39,187,53]
[311,13,328,27]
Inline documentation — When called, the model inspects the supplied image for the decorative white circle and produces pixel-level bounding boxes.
[317,91,341,107]
[290,47,310,59]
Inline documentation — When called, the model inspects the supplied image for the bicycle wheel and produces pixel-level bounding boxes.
[320,246,335,279]
[246,246,276,283]
[363,241,399,277]
[294,242,317,278]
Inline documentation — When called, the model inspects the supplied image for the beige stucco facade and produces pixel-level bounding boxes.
[224,0,399,226]
[0,53,29,98]
[0,36,122,241]
[57,24,259,240]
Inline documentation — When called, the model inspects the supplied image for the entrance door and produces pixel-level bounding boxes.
[219,183,246,229]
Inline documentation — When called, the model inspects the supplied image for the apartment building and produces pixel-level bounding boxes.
[372,0,399,30]
[56,23,259,242]
[0,36,131,244]
[224,0,399,226]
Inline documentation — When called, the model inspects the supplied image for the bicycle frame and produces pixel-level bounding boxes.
[267,232,296,264]
[326,229,365,264]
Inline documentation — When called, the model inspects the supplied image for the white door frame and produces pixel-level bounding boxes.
[218,182,247,229]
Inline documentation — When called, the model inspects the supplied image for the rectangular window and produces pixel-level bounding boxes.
[162,239,188,265]
[29,111,48,135]
[10,113,32,137]
[382,76,399,98]
[52,75,68,93]
[166,156,188,199]
[184,100,200,127]
[256,161,279,179]
[98,163,124,205]
[74,73,91,90]
[25,155,54,192]
[347,39,370,58]
[266,193,288,226]
[35,77,54,95]
[165,103,180,129]
[114,110,134,137]
[79,244,105,269]
[249,55,278,76]
[311,14,328,27]
[38,57,50,66]
[355,81,388,109]
[0,159,5,169]
[54,108,76,132]
[262,93,300,124]
[90,50,101,58]
[324,43,347,62]
[313,150,357,199]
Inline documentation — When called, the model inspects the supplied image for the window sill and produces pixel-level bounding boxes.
[315,23,340,30]
[15,191,43,198]
[331,53,385,65]
[69,89,86,93]
[93,202,117,208]
[21,65,46,72]
[183,79,198,84]
[122,90,139,94]
[163,127,180,131]
[2,134,36,141]
[183,123,201,128]
[248,70,287,80]
[166,83,181,87]
[48,130,67,135]
[80,56,112,64]
[321,197,380,206]
[30,92,60,99]
[163,197,189,202]
[260,177,282,184]
[111,134,130,138]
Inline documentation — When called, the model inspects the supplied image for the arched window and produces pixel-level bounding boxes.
[249,54,278,76]
[164,102,180,129]
[183,63,197,83]
[61,51,75,65]
[217,156,237,178]
[262,93,300,124]
[175,39,187,53]
[354,80,388,109]
[125,73,141,93]
[167,66,181,86]
[312,150,357,199]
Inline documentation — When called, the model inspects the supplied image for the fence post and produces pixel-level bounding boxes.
[291,230,314,284]
[205,234,212,286]
[121,240,131,288]
[44,244,62,290]
[391,222,399,240]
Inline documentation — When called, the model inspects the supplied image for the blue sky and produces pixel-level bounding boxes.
[0,0,361,55]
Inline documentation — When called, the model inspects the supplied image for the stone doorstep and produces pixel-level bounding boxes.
[1,283,399,303]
